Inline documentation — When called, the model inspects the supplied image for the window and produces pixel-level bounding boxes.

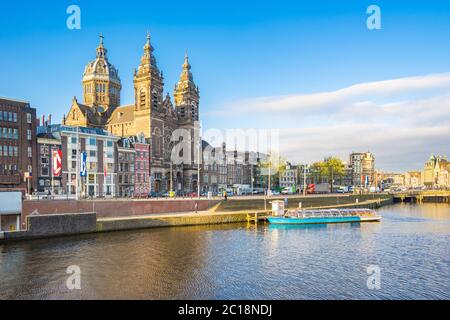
[13,113,17,123]
[41,167,49,177]
[106,140,113,148]
[28,147,32,158]
[8,128,12,139]
[0,111,3,121]
[14,147,18,157]
[71,137,77,144]
[89,162,97,171]
[27,129,31,140]
[89,150,97,158]
[41,145,49,155]
[8,112,12,122]
[89,138,96,146]
[41,157,49,164]
[71,149,77,160]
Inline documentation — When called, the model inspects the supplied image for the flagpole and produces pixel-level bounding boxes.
[76,127,80,200]
[51,148,54,196]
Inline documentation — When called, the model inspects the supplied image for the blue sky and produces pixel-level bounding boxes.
[1,0,450,171]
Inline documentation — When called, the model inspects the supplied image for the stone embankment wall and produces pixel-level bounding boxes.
[22,199,220,222]
[2,212,96,241]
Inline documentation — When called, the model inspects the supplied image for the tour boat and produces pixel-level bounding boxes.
[267,208,382,225]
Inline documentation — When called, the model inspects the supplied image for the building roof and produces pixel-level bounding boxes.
[82,35,121,86]
[107,104,135,125]
[0,97,30,104]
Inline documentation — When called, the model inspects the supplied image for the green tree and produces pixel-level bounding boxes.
[259,156,288,190]
[310,157,345,191]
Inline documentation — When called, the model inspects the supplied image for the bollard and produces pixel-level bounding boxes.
[356,198,359,204]
[298,202,302,209]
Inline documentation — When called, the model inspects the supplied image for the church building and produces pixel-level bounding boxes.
[64,34,201,193]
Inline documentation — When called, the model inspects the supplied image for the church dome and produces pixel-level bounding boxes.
[82,35,121,86]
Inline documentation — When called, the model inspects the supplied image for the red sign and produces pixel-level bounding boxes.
[53,150,62,177]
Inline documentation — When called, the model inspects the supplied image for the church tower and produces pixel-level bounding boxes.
[174,53,200,124]
[133,33,165,137]
[82,35,121,113]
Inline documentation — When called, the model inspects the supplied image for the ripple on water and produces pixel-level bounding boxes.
[0,203,449,299]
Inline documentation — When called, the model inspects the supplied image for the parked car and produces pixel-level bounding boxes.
[148,191,164,198]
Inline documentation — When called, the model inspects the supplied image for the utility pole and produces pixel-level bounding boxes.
[197,125,201,199]
[251,163,254,193]
[331,166,334,193]
[170,161,173,192]
[76,127,80,200]
[51,147,54,196]
[268,153,271,197]
[303,164,307,197]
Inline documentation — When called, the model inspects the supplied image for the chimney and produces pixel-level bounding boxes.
[48,114,52,125]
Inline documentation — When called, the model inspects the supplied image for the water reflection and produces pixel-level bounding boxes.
[0,203,449,300]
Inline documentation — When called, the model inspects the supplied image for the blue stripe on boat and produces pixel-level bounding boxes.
[267,216,362,225]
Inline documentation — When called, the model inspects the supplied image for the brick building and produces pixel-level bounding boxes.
[117,139,136,197]
[0,97,37,194]
[133,137,150,196]
[37,132,62,194]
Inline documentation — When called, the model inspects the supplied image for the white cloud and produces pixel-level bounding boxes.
[232,73,450,113]
[216,73,450,171]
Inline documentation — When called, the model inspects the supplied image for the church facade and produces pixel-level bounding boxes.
[64,34,200,193]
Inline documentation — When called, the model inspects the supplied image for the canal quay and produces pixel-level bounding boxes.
[1,192,450,241]
[0,194,397,241]
[0,202,449,300]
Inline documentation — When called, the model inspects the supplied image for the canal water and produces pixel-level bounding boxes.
[1,203,449,300]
